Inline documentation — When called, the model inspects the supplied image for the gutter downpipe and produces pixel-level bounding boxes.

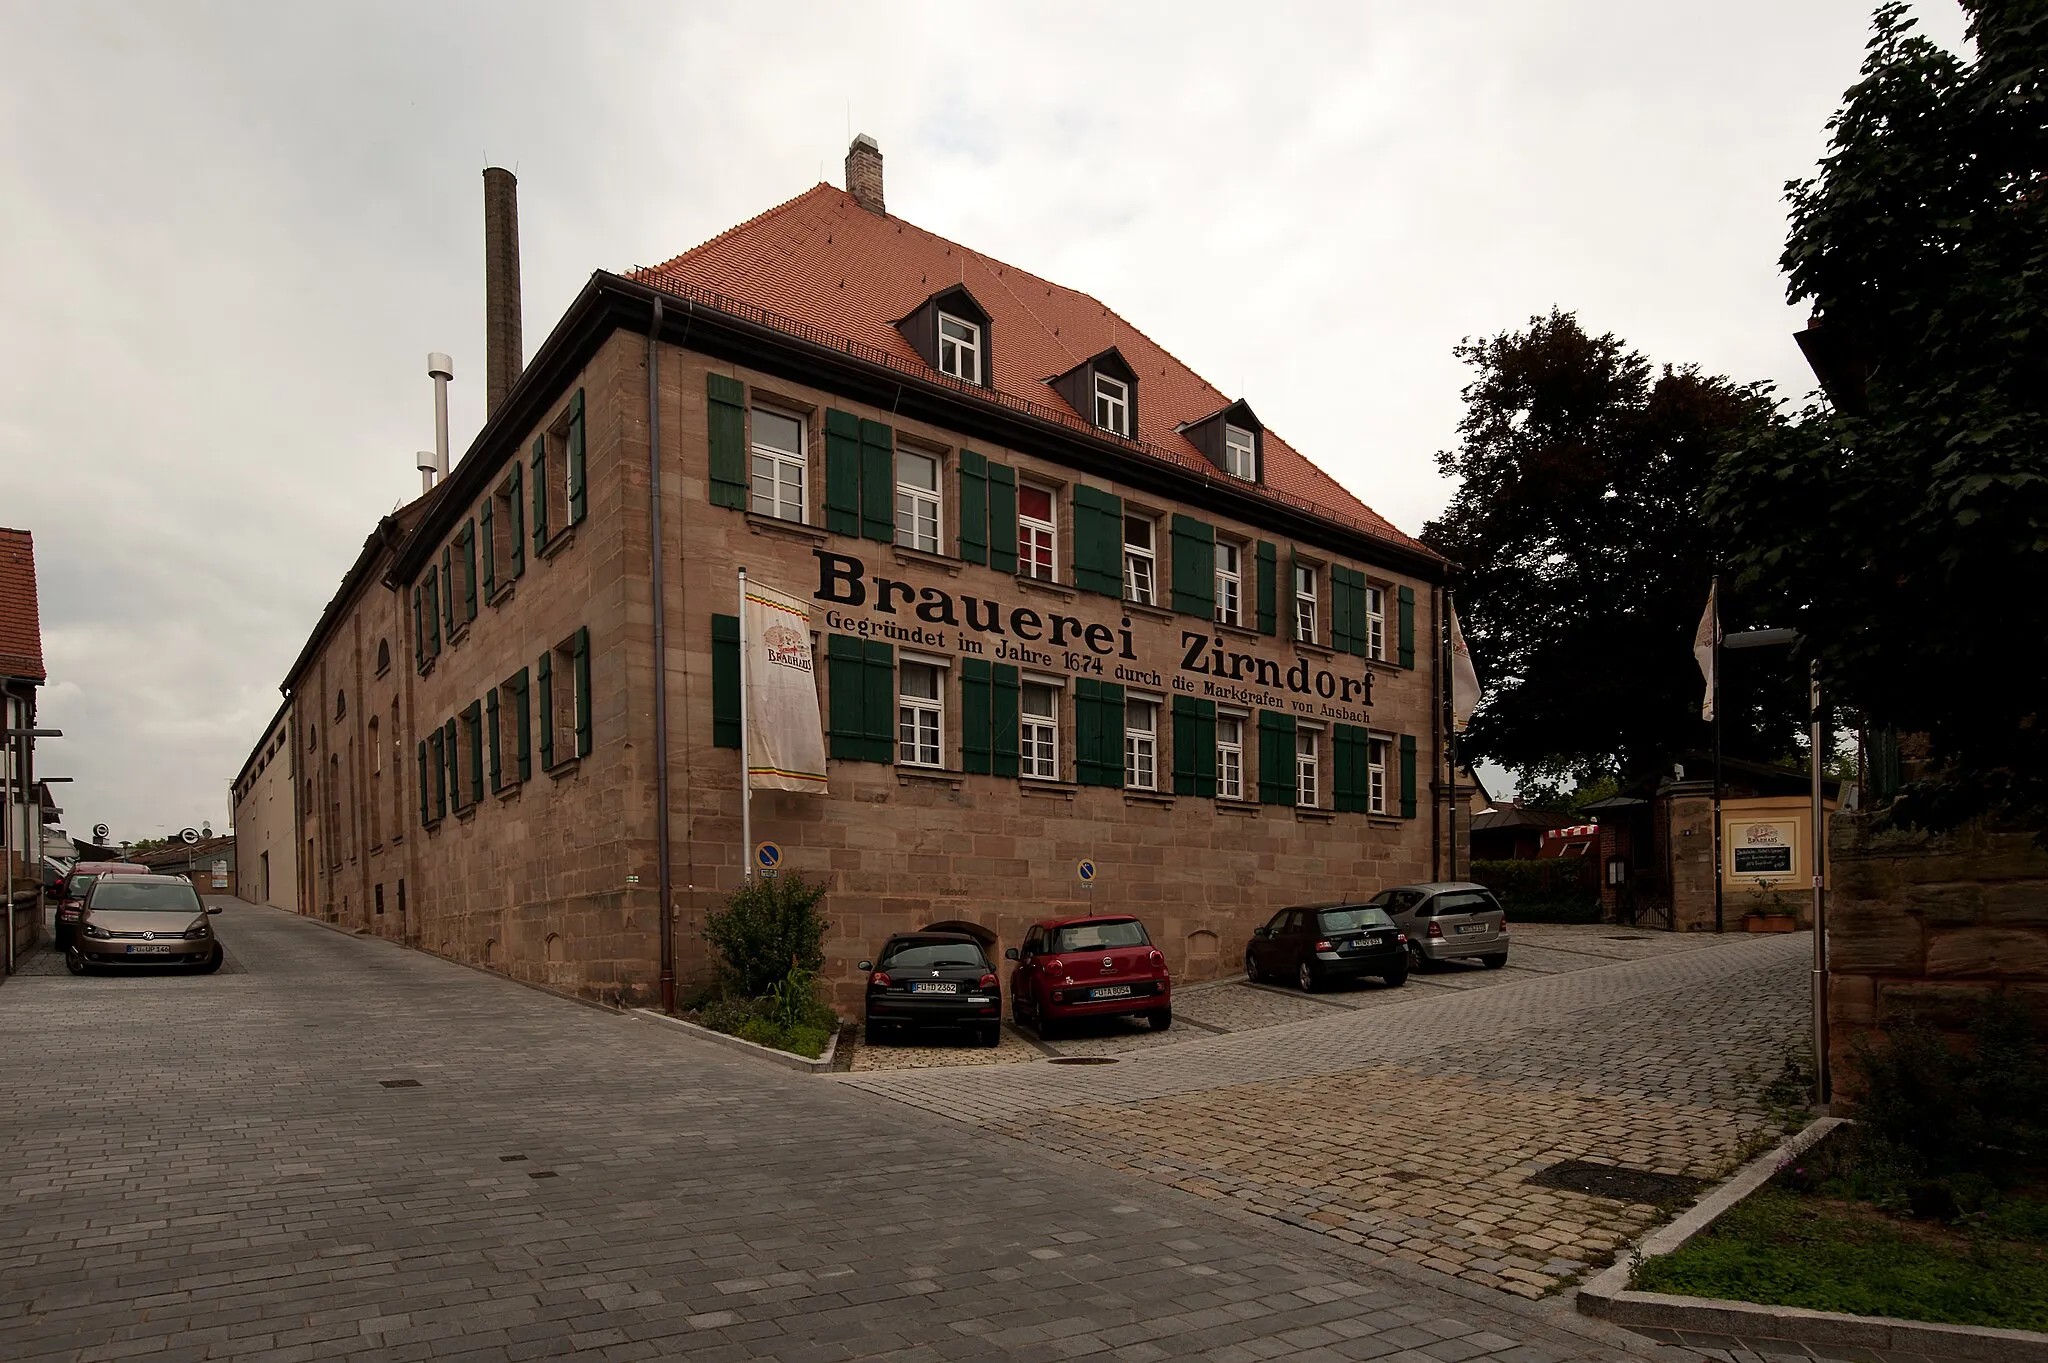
[646,298,677,1013]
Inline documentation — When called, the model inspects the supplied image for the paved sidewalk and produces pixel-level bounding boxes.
[1,898,1700,1362]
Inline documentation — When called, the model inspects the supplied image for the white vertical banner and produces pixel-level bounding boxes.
[743,580,829,793]
[1448,603,1482,733]
[1693,581,1720,721]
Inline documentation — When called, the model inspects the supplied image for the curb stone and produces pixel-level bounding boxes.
[633,1007,840,1074]
[1578,1115,2048,1362]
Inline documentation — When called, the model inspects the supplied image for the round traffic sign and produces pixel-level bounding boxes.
[180,827,199,845]
[92,823,109,842]
[755,841,782,871]
[1076,859,1096,884]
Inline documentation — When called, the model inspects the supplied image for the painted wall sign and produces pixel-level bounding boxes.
[1730,820,1798,877]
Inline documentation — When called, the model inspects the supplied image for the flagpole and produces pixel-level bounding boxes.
[1711,576,1724,933]
[738,566,752,880]
[1445,590,1458,883]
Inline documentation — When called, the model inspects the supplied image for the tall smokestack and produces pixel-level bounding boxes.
[845,135,884,216]
[483,166,523,416]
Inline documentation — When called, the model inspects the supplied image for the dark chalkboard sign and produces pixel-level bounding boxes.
[1734,846,1793,874]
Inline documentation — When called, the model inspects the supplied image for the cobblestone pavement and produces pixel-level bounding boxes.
[838,935,1811,1298]
[847,926,1738,1073]
[2,899,1716,1362]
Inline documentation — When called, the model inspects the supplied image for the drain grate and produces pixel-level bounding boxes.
[1527,1160,1708,1205]
[529,1170,558,1179]
[1047,1056,1120,1066]
[499,1154,527,1162]
[378,1079,421,1088]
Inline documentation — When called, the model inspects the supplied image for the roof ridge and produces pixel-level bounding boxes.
[636,182,842,277]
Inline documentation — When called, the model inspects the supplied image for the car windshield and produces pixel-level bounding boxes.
[1430,891,1502,916]
[1318,907,1394,932]
[1050,919,1149,952]
[66,873,99,897]
[89,882,202,913]
[880,942,987,970]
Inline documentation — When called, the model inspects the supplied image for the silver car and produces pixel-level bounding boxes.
[67,875,224,975]
[1366,882,1508,973]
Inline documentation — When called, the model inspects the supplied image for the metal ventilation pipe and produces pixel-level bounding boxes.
[483,167,523,414]
[416,449,438,494]
[427,352,453,482]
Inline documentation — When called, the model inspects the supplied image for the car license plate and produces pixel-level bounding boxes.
[126,944,171,954]
[1455,923,1487,935]
[1090,984,1132,1000]
[911,981,958,994]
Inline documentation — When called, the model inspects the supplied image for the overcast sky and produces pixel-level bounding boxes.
[0,1,1967,842]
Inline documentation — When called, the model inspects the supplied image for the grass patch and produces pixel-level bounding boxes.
[1632,1163,2048,1331]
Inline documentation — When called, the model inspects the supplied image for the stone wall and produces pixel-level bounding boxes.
[1827,813,2048,1098]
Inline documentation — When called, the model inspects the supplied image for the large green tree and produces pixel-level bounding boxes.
[1422,311,1802,794]
[1708,1,2048,823]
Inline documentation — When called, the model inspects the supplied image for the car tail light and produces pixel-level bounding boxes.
[1313,939,1333,952]
[869,971,891,987]
[1427,921,1443,939]
[1500,915,1510,932]
[978,972,998,989]
[1045,958,1064,975]
[1396,933,1408,944]
[1147,949,1165,971]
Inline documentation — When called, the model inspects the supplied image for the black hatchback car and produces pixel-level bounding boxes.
[1244,902,1408,992]
[857,932,1002,1046]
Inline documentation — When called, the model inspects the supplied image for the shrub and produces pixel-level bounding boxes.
[703,872,828,999]
[1851,993,2048,1176]
[1467,858,1601,923]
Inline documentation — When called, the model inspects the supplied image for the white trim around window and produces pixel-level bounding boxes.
[1294,563,1318,644]
[1021,680,1059,781]
[1123,515,1157,606]
[894,447,941,553]
[1124,696,1159,791]
[938,312,981,384]
[748,406,806,523]
[1216,712,1245,801]
[1215,539,1243,627]
[1095,373,1130,436]
[1365,584,1386,661]
[1018,482,1056,581]
[1368,733,1391,814]
[1223,424,1255,480]
[897,659,944,767]
[1297,725,1321,808]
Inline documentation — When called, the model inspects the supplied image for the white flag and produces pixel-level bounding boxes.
[1449,603,1481,733]
[743,581,828,793]
[1693,581,1719,722]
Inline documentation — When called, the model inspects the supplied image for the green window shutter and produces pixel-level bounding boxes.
[417,740,431,826]
[1399,733,1418,818]
[441,548,455,634]
[425,576,441,655]
[1172,696,1217,798]
[1075,679,1108,786]
[530,433,550,552]
[1346,571,1371,657]
[712,614,740,749]
[1398,585,1416,669]
[429,730,446,819]
[537,651,554,771]
[862,640,894,761]
[823,409,861,536]
[858,419,894,543]
[412,585,425,670]
[1330,567,1354,654]
[1256,541,1278,635]
[957,450,988,565]
[826,634,864,760]
[480,500,496,600]
[486,688,502,791]
[992,664,1020,779]
[1071,484,1124,597]
[1258,710,1298,807]
[707,374,748,509]
[961,657,992,774]
[443,719,459,809]
[987,463,1017,574]
[1333,725,1361,813]
[465,702,484,803]
[1170,515,1216,618]
[512,668,531,781]
[462,522,478,621]
[508,462,525,579]
[566,389,588,524]
[573,625,592,757]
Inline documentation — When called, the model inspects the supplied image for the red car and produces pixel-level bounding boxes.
[53,862,151,949]
[1005,914,1171,1037]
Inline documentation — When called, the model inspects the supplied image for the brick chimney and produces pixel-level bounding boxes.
[845,134,884,216]
[482,166,523,416]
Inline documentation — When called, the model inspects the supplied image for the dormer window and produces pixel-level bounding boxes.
[1223,425,1256,480]
[1095,374,1130,436]
[938,313,981,384]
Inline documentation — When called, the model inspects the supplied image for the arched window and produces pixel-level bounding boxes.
[335,689,347,720]
[376,639,390,674]
[368,716,382,847]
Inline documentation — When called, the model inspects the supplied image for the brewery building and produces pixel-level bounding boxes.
[236,138,1454,1008]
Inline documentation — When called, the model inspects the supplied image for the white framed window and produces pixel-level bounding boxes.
[1365,585,1386,661]
[748,407,806,523]
[1368,735,1391,814]
[1019,483,1056,581]
[897,661,943,767]
[1297,727,1321,808]
[1021,683,1059,781]
[1124,698,1158,791]
[1216,715,1244,801]
[1215,540,1243,627]
[1223,424,1256,480]
[938,313,981,384]
[1123,515,1156,606]
[1294,563,1318,644]
[895,448,941,553]
[1095,374,1130,436]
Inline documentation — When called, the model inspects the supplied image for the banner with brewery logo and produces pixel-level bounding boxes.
[744,581,828,793]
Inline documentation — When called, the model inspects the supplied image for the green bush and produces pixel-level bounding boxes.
[1851,993,2048,1175]
[1467,858,1601,923]
[703,872,829,998]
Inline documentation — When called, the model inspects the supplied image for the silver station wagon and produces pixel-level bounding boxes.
[67,875,224,975]
[1366,882,1509,973]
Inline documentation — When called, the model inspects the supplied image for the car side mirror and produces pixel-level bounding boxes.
[856,960,872,973]
[1003,947,1019,960]
[1253,927,1270,939]
[206,906,222,915]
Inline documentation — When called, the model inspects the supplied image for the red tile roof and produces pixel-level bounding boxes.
[0,527,45,683]
[632,185,1425,553]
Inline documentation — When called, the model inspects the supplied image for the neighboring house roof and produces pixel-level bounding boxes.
[633,184,1423,553]
[0,526,46,683]
[135,835,235,870]
[1469,806,1580,835]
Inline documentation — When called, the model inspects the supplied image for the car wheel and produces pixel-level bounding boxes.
[1407,941,1428,974]
[863,1020,889,1046]
[1297,961,1317,993]
[64,946,88,976]
[193,945,224,974]
[1384,967,1408,988]
[1147,1008,1172,1031]
[1244,949,1260,983]
[1481,953,1508,970]
[980,1023,1002,1048]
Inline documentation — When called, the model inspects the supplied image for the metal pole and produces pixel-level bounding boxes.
[1445,590,1457,882]
[1712,579,1724,933]
[645,300,676,1014]
[1811,657,1830,1106]
[3,730,13,975]
[738,566,752,880]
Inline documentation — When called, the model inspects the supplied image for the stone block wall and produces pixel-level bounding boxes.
[1827,812,2048,1098]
